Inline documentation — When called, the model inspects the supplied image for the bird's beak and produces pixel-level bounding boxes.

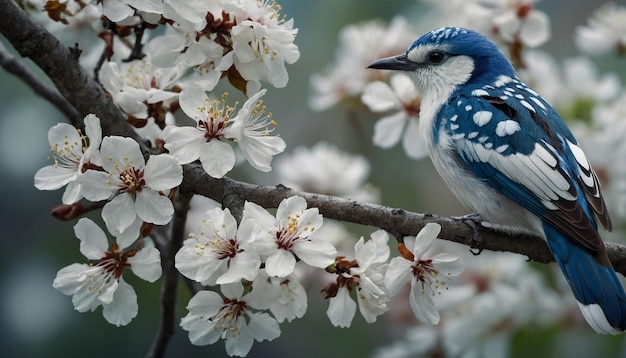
[367,54,419,71]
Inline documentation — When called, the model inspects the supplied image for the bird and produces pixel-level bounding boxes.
[368,26,626,334]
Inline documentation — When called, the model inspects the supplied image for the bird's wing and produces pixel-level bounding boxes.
[442,86,611,254]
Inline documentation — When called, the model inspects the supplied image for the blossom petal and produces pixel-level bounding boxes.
[186,290,225,317]
[179,87,211,122]
[291,239,337,269]
[74,218,108,260]
[199,140,236,178]
[175,244,227,285]
[409,279,440,325]
[100,136,145,173]
[264,249,296,277]
[362,81,401,112]
[128,245,162,282]
[102,193,137,233]
[78,170,117,201]
[163,126,205,164]
[373,111,407,149]
[384,257,412,295]
[327,287,356,328]
[102,277,138,326]
[412,223,441,257]
[216,250,261,284]
[402,117,428,159]
[135,189,174,225]
[34,166,76,191]
[247,312,281,342]
[53,263,90,295]
[143,154,183,191]
[431,253,464,277]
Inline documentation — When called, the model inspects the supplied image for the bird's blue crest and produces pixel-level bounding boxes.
[408,27,516,84]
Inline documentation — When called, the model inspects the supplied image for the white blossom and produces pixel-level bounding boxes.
[309,17,416,111]
[79,136,183,233]
[362,74,427,159]
[247,270,308,323]
[99,58,183,126]
[52,218,161,326]
[175,207,261,285]
[238,196,337,277]
[384,223,463,325]
[575,2,626,56]
[164,88,284,178]
[224,0,300,88]
[34,114,102,204]
[324,230,391,327]
[181,282,281,357]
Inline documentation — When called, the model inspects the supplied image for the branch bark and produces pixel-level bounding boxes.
[183,163,626,276]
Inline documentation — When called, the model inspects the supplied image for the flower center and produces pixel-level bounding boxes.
[412,259,448,296]
[118,167,146,195]
[96,243,137,279]
[214,298,248,337]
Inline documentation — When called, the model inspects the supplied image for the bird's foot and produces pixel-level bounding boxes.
[451,213,485,255]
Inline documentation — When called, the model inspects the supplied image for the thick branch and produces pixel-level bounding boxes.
[0,0,144,145]
[0,43,81,124]
[184,163,626,276]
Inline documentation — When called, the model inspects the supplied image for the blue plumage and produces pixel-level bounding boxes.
[368,26,626,333]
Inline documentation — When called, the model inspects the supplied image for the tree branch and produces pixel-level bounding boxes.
[0,43,81,124]
[147,187,193,358]
[183,162,626,276]
[0,0,145,145]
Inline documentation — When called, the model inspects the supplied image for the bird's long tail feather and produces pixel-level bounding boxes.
[544,222,626,334]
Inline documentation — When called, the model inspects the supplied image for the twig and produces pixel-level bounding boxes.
[0,43,81,125]
[147,188,193,358]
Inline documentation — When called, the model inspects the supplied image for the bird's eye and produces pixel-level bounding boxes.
[428,51,445,64]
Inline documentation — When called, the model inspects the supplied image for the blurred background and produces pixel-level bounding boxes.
[1,0,625,357]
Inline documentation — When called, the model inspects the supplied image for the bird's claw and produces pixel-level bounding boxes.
[451,213,485,255]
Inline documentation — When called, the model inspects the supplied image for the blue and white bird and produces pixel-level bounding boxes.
[368,27,626,334]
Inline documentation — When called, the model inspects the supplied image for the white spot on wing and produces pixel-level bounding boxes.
[465,105,472,111]
[450,123,459,130]
[472,89,489,97]
[529,96,547,111]
[451,133,465,140]
[478,136,489,143]
[567,140,595,187]
[495,120,520,136]
[468,131,479,139]
[496,144,509,153]
[494,75,513,87]
[473,111,493,126]
[450,114,458,122]
[520,100,536,113]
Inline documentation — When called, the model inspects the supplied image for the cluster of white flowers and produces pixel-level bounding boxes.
[34,112,461,355]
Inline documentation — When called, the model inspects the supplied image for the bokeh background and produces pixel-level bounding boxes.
[1,0,625,357]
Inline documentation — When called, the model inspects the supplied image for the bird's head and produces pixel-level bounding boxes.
[368,27,516,98]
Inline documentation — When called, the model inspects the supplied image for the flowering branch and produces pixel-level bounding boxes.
[184,162,626,276]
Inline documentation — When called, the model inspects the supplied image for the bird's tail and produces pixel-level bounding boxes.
[544,223,626,334]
